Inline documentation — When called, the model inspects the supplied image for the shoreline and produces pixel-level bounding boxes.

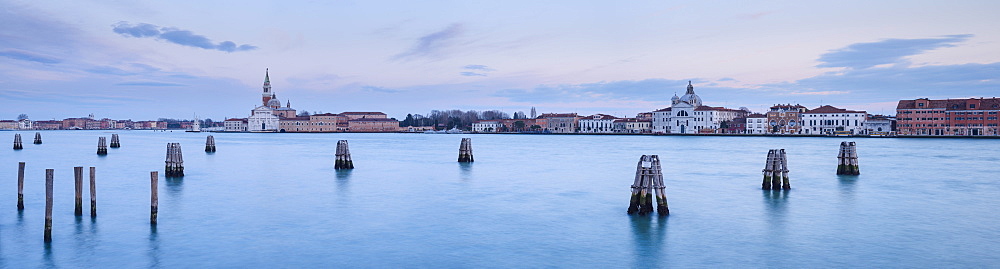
[9,129,999,139]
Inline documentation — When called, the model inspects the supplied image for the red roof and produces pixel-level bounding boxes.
[804,105,866,114]
[897,98,1000,110]
[341,112,386,115]
[652,107,672,112]
[539,113,578,118]
[348,118,398,122]
[746,113,767,118]
[694,105,743,112]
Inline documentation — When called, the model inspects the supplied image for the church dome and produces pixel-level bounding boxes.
[676,81,702,107]
[267,98,281,107]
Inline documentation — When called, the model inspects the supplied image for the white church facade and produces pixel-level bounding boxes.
[651,82,746,134]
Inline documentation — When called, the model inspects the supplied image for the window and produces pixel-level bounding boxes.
[971,104,977,109]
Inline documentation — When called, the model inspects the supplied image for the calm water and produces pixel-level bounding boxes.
[1,131,999,268]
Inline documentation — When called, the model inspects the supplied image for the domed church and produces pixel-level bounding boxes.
[248,69,296,132]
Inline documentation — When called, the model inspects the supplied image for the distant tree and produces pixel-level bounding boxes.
[402,114,415,126]
[17,114,28,120]
[514,120,526,132]
[720,120,730,129]
[298,111,311,117]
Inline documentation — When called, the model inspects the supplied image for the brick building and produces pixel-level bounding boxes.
[896,97,1000,136]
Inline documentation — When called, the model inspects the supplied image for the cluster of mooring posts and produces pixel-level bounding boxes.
[165,143,184,177]
[110,134,121,148]
[627,155,669,216]
[34,132,42,144]
[761,149,791,190]
[13,134,23,150]
[97,137,108,155]
[205,135,216,152]
[334,140,354,169]
[458,138,474,162]
[837,141,860,175]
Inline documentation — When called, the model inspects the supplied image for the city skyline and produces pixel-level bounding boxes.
[2,1,999,120]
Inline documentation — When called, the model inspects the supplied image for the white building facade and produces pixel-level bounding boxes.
[579,114,618,133]
[801,105,868,135]
[472,120,501,133]
[746,114,768,134]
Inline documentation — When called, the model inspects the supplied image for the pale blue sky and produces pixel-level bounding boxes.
[2,0,998,120]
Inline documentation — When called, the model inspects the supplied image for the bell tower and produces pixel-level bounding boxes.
[262,69,273,106]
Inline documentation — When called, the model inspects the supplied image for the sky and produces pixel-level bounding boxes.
[2,0,999,121]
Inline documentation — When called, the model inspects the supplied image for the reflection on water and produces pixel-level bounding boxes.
[838,175,858,202]
[459,162,473,181]
[148,225,160,269]
[165,177,183,198]
[335,170,352,195]
[630,216,667,266]
[762,190,789,227]
[42,243,54,269]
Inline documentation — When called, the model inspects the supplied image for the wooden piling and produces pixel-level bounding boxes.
[97,137,108,155]
[770,151,782,190]
[109,134,120,148]
[205,135,216,152]
[458,138,474,162]
[33,132,42,144]
[14,133,23,150]
[89,167,96,217]
[779,149,791,190]
[334,140,354,169]
[837,141,860,175]
[44,169,53,242]
[164,143,184,177]
[74,166,83,216]
[17,162,25,210]
[150,171,158,225]
[761,150,775,190]
[628,155,668,216]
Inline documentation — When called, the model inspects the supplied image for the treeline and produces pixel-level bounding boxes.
[157,118,218,128]
[400,110,510,130]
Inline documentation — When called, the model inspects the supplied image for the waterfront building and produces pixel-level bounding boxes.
[613,118,652,133]
[0,120,17,130]
[224,118,248,132]
[62,117,93,130]
[540,113,581,133]
[651,82,745,134]
[866,115,895,135]
[247,70,296,132]
[472,120,501,133]
[18,119,32,129]
[348,118,399,132]
[766,104,807,134]
[896,97,1000,136]
[340,112,388,120]
[579,114,619,133]
[801,105,868,135]
[499,118,539,132]
[248,105,280,132]
[33,120,62,130]
[745,113,768,134]
[726,117,747,134]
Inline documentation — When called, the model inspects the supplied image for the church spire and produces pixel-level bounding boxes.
[262,68,273,106]
[286,100,291,108]
[685,81,694,94]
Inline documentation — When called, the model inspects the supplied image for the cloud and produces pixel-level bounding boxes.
[463,64,494,71]
[717,77,736,82]
[817,34,972,69]
[496,79,707,103]
[393,23,464,60]
[788,90,849,95]
[460,72,487,77]
[361,86,400,93]
[0,49,61,64]
[116,81,186,87]
[112,22,258,52]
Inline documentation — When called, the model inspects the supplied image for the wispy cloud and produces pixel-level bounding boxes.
[460,72,487,77]
[788,90,849,95]
[112,22,258,52]
[393,23,464,60]
[817,34,972,69]
[116,81,186,87]
[460,64,494,76]
[0,49,61,64]
[361,86,400,93]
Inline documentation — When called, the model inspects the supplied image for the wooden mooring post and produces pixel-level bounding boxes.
[334,140,354,169]
[836,141,860,175]
[164,143,184,177]
[458,138,474,162]
[761,149,790,190]
[109,134,120,148]
[97,137,108,155]
[627,155,669,216]
[17,162,25,210]
[74,166,83,216]
[89,167,96,217]
[150,171,158,225]
[33,132,42,144]
[44,169,53,242]
[205,135,216,152]
[14,134,23,150]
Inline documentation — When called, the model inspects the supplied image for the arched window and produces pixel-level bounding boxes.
[677,110,688,117]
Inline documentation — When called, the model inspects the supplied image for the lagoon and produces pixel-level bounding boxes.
[1,131,999,267]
